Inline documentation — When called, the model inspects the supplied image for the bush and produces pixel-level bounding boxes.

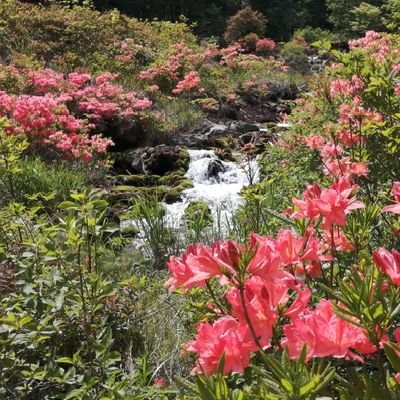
[281,39,310,73]
[293,26,339,45]
[224,7,267,44]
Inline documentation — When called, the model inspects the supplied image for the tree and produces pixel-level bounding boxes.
[350,2,383,34]
[384,0,400,31]
[224,6,267,43]
[327,0,385,39]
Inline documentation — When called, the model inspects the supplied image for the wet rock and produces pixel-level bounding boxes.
[114,145,189,176]
[218,103,240,120]
[143,145,189,175]
[171,119,230,148]
[265,82,300,102]
[206,159,226,180]
[239,130,275,154]
[229,121,259,133]
[215,148,236,162]
[99,118,146,152]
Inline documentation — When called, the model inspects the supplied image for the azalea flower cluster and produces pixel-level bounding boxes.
[374,182,400,285]
[0,66,152,160]
[139,40,285,96]
[255,38,276,54]
[348,30,392,62]
[167,175,400,378]
[166,177,376,375]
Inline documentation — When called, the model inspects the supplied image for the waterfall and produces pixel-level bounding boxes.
[163,149,259,230]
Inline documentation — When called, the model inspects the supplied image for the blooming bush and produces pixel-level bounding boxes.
[0,66,152,160]
[165,31,400,399]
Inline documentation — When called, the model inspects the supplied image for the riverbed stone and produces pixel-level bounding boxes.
[206,158,227,181]
[114,145,189,176]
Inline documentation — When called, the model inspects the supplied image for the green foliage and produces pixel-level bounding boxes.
[350,2,384,35]
[293,27,338,45]
[384,0,400,30]
[0,0,196,74]
[12,158,90,205]
[281,40,309,74]
[184,200,213,243]
[0,118,29,202]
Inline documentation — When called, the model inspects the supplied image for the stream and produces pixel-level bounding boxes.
[163,149,259,232]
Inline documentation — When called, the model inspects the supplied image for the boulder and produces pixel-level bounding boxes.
[206,159,226,181]
[171,119,230,148]
[228,121,260,133]
[113,145,189,176]
[99,118,146,152]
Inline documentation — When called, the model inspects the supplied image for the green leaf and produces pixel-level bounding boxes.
[57,357,75,365]
[280,378,293,393]
[300,375,320,395]
[384,343,400,372]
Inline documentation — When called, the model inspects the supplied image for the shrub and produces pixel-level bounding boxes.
[293,26,339,45]
[239,33,260,53]
[281,39,310,73]
[224,7,267,44]
[255,37,276,55]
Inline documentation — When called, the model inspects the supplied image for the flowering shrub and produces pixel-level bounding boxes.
[0,66,152,160]
[165,31,400,399]
[256,38,276,55]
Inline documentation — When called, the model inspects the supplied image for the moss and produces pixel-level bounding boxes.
[214,137,232,149]
[174,179,194,192]
[120,224,139,237]
[107,185,169,205]
[176,148,190,170]
[111,174,161,186]
[163,189,181,204]
[158,171,187,186]
[215,148,236,162]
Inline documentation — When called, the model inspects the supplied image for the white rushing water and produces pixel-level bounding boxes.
[163,149,259,230]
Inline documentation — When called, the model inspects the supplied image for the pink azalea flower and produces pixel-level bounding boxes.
[373,248,400,286]
[382,182,400,214]
[282,300,376,361]
[185,316,252,375]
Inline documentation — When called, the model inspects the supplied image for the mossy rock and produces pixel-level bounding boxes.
[262,122,277,129]
[120,224,139,238]
[107,185,169,205]
[111,174,161,187]
[214,136,232,149]
[163,189,181,204]
[184,200,213,230]
[177,148,190,170]
[215,148,236,162]
[174,179,194,192]
[158,171,187,186]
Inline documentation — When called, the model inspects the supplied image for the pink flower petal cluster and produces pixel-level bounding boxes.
[256,38,276,54]
[185,316,252,375]
[339,98,382,128]
[382,182,400,215]
[348,31,391,61]
[172,71,201,94]
[0,66,152,160]
[292,177,365,228]
[373,248,400,286]
[330,75,364,97]
[282,299,376,361]
[167,230,333,375]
